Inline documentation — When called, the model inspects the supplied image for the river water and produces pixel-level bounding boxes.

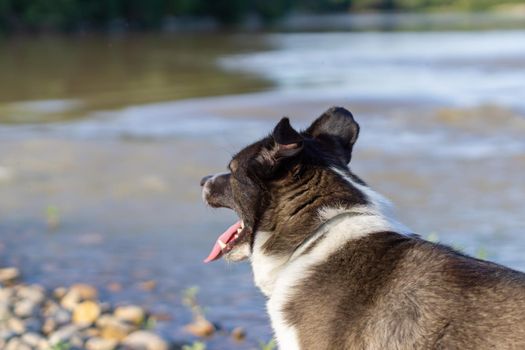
[0,23,524,349]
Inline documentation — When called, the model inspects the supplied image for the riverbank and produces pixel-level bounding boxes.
[0,266,172,349]
[0,266,254,350]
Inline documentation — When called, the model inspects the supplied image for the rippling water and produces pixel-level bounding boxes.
[1,25,524,348]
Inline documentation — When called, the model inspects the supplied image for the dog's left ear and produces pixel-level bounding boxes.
[271,117,304,158]
[306,107,359,163]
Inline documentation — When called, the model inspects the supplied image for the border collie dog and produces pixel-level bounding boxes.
[201,107,525,350]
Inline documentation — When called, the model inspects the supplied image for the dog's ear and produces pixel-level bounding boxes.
[271,117,304,158]
[306,107,359,163]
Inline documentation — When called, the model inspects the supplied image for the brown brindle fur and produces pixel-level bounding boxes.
[286,232,525,350]
[260,167,367,255]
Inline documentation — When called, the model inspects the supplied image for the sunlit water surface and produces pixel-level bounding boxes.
[0,28,524,348]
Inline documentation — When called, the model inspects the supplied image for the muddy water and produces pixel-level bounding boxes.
[0,29,525,348]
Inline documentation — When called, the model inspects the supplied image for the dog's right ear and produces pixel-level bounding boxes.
[271,117,304,159]
[306,107,359,163]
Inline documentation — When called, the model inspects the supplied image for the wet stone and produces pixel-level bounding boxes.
[122,330,169,350]
[85,336,118,350]
[72,301,101,325]
[7,317,26,334]
[49,324,81,345]
[114,305,145,326]
[14,299,38,318]
[0,268,20,285]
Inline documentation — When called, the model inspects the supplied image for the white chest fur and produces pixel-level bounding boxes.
[250,210,405,349]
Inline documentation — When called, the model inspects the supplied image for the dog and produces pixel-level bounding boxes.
[201,107,525,350]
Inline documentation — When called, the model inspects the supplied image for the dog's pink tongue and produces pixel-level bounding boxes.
[204,221,242,263]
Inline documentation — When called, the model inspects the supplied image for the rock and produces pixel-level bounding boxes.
[114,305,145,326]
[42,318,57,335]
[53,287,67,300]
[150,312,171,322]
[37,338,51,350]
[60,289,81,311]
[54,308,72,325]
[5,337,31,350]
[0,268,20,285]
[0,329,15,341]
[73,301,101,325]
[95,314,115,329]
[0,288,13,302]
[184,317,215,338]
[231,326,246,342]
[0,302,11,321]
[138,280,157,291]
[17,285,46,305]
[99,317,134,341]
[21,332,45,347]
[48,324,80,346]
[99,302,111,314]
[70,284,98,300]
[24,318,43,333]
[107,282,122,293]
[85,337,118,350]
[84,327,100,337]
[14,299,38,318]
[7,317,26,334]
[122,331,169,350]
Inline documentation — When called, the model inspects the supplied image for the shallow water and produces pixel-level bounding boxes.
[1,27,525,348]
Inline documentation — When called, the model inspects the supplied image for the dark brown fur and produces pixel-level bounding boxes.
[286,233,525,349]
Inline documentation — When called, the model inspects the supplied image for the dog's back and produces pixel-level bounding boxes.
[283,232,525,350]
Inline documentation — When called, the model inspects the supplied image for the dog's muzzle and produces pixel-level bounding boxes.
[201,173,234,209]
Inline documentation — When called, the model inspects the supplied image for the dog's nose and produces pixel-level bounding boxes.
[200,175,212,186]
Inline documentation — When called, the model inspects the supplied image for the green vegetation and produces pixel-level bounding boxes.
[182,341,207,350]
[259,338,277,350]
[0,0,522,33]
[51,341,71,350]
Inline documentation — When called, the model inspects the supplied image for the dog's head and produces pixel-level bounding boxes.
[201,107,367,262]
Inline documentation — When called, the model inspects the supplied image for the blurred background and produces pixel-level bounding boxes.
[0,1,524,349]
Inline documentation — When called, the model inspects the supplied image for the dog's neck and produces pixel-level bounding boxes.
[250,167,410,297]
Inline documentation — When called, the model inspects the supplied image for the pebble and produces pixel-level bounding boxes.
[0,329,15,341]
[48,324,80,345]
[5,336,31,350]
[0,288,14,302]
[100,317,134,341]
[72,301,101,325]
[0,302,11,321]
[24,318,43,333]
[0,268,20,285]
[21,332,45,347]
[41,318,57,335]
[85,336,118,350]
[60,289,81,311]
[14,299,38,318]
[70,283,98,300]
[0,267,173,349]
[138,280,157,291]
[7,317,26,334]
[17,284,46,304]
[231,326,246,342]
[122,330,169,350]
[53,287,67,300]
[184,317,215,338]
[114,305,145,326]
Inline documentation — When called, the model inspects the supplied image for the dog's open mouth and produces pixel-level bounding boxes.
[204,220,246,263]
